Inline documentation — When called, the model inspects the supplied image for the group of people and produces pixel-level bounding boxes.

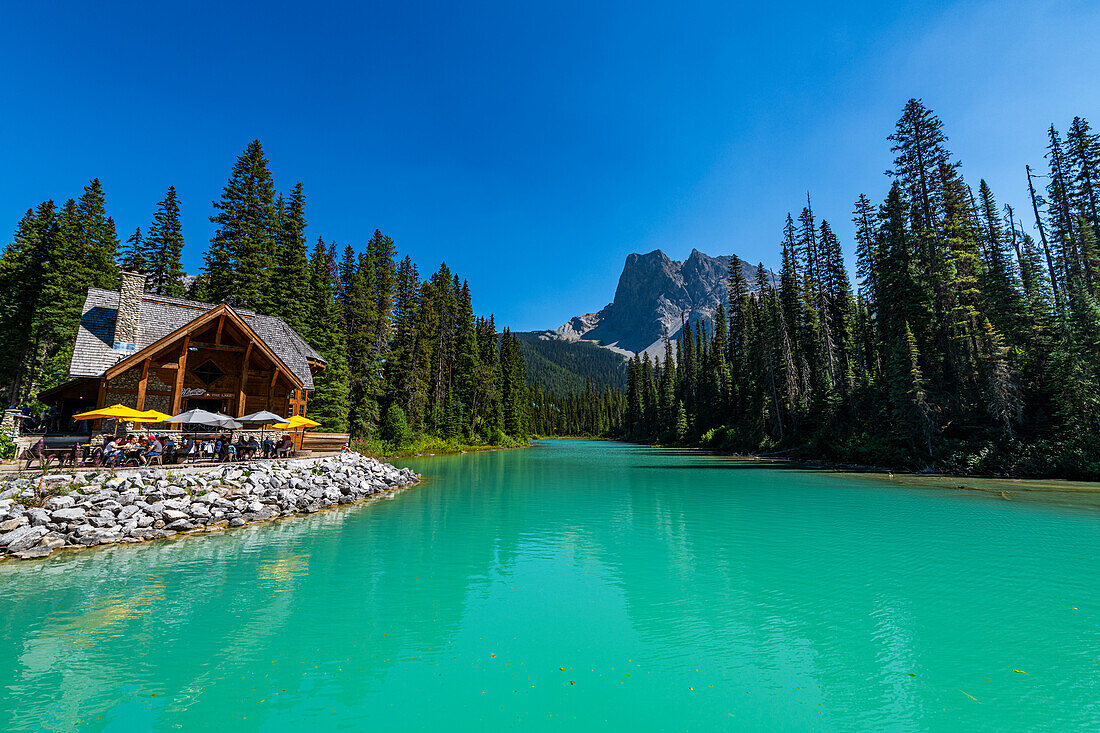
[101,433,294,466]
[103,434,167,466]
[183,433,294,462]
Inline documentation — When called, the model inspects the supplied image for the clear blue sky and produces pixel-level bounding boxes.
[2,1,1098,331]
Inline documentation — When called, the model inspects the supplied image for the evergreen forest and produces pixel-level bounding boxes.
[543,100,1100,479]
[0,141,529,449]
[3,100,1100,476]
[515,333,629,393]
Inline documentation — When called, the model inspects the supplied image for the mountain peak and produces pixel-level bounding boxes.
[552,249,775,357]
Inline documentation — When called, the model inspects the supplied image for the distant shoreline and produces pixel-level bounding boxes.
[527,438,1100,506]
[356,441,531,461]
[649,444,1100,510]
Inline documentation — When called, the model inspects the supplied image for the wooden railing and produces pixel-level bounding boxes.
[299,432,350,454]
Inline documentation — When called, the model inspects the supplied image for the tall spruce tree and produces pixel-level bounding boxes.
[205,140,278,310]
[271,182,311,332]
[120,227,145,272]
[145,186,186,296]
[0,203,55,401]
[387,256,422,419]
[304,237,350,431]
[76,178,121,291]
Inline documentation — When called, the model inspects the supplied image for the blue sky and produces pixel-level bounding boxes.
[2,0,1098,331]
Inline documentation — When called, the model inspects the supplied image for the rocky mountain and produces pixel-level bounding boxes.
[540,249,774,359]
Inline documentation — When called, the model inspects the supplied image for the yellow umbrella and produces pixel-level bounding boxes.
[273,415,320,429]
[73,404,151,421]
[136,410,173,423]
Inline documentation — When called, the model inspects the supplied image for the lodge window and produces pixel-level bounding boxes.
[193,360,225,387]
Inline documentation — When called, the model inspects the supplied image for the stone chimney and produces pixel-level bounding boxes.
[112,271,146,352]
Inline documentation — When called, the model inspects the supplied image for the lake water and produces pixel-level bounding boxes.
[1,440,1097,731]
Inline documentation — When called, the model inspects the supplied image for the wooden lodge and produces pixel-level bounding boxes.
[41,272,325,432]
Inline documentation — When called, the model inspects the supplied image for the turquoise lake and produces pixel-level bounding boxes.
[1,439,1098,731]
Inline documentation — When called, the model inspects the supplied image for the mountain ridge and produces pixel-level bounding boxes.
[541,248,774,358]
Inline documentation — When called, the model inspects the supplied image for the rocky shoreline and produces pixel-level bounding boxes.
[0,453,420,561]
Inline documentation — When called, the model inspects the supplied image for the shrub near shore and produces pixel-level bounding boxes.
[351,431,527,460]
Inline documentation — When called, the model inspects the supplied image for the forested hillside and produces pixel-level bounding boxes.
[0,141,529,449]
[552,100,1100,479]
[515,332,628,392]
[6,100,1100,475]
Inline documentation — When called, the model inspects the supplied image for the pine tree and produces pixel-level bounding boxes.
[0,203,55,401]
[343,247,379,438]
[33,199,87,390]
[820,219,854,399]
[1046,125,1081,287]
[422,263,457,428]
[76,178,121,291]
[380,403,412,446]
[1066,117,1100,225]
[498,329,528,437]
[674,400,688,441]
[453,280,482,435]
[891,323,934,455]
[1050,285,1100,434]
[1027,163,1063,306]
[206,140,278,310]
[852,194,879,302]
[888,98,959,233]
[365,229,397,355]
[145,186,186,296]
[979,182,1029,346]
[388,255,421,418]
[304,237,350,431]
[120,227,145,272]
[271,182,311,332]
[727,256,750,412]
[658,332,677,437]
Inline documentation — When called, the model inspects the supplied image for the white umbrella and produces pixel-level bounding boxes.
[166,409,243,430]
[236,410,287,424]
[237,410,288,447]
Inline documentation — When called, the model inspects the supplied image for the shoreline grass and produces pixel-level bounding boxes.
[350,433,529,460]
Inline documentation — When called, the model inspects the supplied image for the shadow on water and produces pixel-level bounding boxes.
[634,462,804,470]
[628,443,1100,511]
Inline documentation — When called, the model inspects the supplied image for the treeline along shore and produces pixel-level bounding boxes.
[535,100,1100,481]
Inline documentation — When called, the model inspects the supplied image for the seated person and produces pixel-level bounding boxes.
[103,437,123,464]
[246,436,260,459]
[262,436,275,459]
[115,437,132,464]
[124,436,144,464]
[162,436,177,464]
[278,435,294,457]
[141,435,162,465]
[226,441,237,460]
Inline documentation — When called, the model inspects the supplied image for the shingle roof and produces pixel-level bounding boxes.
[70,289,325,389]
